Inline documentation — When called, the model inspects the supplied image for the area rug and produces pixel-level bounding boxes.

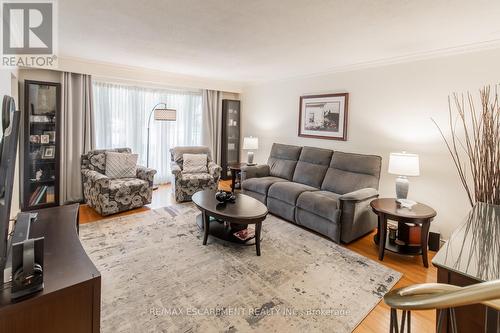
[79,203,401,333]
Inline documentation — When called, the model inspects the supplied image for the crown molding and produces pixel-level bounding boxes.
[56,56,244,93]
[244,39,500,87]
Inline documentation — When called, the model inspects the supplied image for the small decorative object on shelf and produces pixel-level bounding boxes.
[21,80,61,211]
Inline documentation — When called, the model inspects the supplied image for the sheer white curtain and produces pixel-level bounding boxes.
[92,81,202,184]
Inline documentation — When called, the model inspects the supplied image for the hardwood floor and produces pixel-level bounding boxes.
[79,180,437,332]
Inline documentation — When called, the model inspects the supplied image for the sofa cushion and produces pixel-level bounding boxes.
[267,143,302,180]
[268,181,318,205]
[296,191,341,222]
[292,146,333,188]
[241,176,287,195]
[321,151,381,194]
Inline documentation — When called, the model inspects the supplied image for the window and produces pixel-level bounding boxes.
[93,81,202,184]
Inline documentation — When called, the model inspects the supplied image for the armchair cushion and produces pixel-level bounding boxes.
[105,152,138,178]
[182,153,208,173]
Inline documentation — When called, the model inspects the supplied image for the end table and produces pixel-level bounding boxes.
[228,163,247,193]
[370,198,437,267]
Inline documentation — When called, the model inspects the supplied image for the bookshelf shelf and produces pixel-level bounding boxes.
[21,80,61,211]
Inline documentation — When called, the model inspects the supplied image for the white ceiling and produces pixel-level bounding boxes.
[59,0,500,84]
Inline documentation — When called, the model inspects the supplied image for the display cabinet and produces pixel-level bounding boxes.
[20,80,60,210]
[221,99,240,180]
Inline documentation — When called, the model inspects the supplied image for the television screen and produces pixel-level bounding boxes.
[0,95,19,281]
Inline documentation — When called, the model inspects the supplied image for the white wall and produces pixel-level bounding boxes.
[241,47,500,239]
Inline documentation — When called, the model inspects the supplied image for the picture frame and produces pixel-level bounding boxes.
[40,134,50,144]
[29,135,40,144]
[41,146,55,159]
[43,130,56,143]
[298,93,349,141]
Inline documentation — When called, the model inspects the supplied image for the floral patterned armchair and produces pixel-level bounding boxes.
[81,148,157,216]
[170,146,221,202]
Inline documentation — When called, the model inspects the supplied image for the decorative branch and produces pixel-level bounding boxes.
[432,85,500,207]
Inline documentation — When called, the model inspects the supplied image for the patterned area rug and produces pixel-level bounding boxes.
[80,203,401,333]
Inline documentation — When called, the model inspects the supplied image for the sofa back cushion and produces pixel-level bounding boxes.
[81,148,132,174]
[292,146,333,188]
[267,143,302,180]
[321,151,381,194]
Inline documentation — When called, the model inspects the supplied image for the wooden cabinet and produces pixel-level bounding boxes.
[20,80,61,210]
[221,99,240,180]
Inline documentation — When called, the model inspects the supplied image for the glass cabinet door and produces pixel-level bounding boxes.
[23,81,60,210]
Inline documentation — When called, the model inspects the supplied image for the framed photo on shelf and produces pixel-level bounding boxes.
[29,135,40,143]
[40,134,50,144]
[298,93,349,141]
[41,146,55,159]
[43,130,56,143]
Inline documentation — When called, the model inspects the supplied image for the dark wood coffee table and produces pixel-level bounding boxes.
[192,190,268,256]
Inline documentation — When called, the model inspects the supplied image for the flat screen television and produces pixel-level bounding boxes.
[0,95,19,283]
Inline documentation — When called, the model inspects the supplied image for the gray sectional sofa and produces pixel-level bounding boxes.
[241,143,381,243]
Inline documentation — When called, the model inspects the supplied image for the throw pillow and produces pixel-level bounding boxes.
[105,152,138,178]
[182,153,208,173]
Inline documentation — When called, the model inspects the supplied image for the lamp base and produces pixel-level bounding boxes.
[395,176,409,200]
[247,151,254,165]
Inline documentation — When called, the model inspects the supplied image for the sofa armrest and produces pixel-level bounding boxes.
[241,164,270,181]
[136,165,157,185]
[339,188,379,202]
[81,169,110,189]
[171,162,182,178]
[338,188,379,243]
[208,161,221,181]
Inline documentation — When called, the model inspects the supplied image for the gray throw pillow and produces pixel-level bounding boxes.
[182,153,208,173]
[105,152,138,178]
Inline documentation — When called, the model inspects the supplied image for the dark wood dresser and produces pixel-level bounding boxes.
[0,204,101,333]
[432,203,499,333]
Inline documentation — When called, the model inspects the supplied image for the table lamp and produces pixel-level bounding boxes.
[388,152,420,203]
[242,136,258,165]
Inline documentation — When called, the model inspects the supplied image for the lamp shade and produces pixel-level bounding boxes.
[154,108,176,121]
[242,136,259,150]
[388,152,420,176]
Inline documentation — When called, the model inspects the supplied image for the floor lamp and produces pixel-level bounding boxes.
[147,103,176,188]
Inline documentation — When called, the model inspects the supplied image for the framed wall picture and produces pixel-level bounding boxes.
[298,93,349,140]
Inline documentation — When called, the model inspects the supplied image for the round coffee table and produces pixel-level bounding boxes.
[192,190,268,256]
[370,198,437,267]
